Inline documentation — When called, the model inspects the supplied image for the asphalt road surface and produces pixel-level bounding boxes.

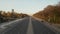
[0,17,60,34]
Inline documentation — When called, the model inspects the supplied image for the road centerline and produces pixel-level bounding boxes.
[26,17,34,34]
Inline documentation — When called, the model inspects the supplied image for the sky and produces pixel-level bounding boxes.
[0,0,60,15]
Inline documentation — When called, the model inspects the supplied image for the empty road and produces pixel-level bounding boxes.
[0,17,60,34]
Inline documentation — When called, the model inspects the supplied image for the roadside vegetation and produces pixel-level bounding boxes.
[0,10,28,23]
[33,2,60,24]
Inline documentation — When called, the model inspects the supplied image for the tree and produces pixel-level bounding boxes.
[33,2,60,24]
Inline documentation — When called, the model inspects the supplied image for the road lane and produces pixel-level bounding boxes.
[32,18,56,34]
[1,17,29,34]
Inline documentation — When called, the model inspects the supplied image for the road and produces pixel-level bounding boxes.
[0,17,60,34]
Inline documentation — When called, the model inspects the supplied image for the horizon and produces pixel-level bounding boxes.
[0,0,60,15]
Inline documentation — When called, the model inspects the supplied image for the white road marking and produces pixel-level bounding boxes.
[27,17,34,34]
[0,19,23,29]
[0,18,26,34]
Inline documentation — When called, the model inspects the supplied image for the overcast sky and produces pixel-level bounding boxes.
[0,0,60,15]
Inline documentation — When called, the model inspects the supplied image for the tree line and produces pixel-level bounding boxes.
[0,11,28,23]
[33,2,60,24]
